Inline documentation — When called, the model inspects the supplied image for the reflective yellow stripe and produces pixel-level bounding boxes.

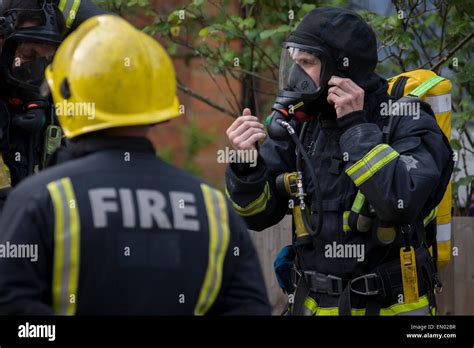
[195,184,230,315]
[0,155,11,189]
[409,76,446,98]
[62,0,81,29]
[225,182,270,217]
[343,211,351,232]
[351,190,365,213]
[347,144,389,175]
[58,0,67,11]
[306,294,431,316]
[293,101,304,111]
[303,296,318,314]
[355,150,399,186]
[314,306,365,316]
[62,178,80,315]
[380,294,431,316]
[47,178,80,315]
[47,182,64,315]
[423,207,438,226]
[209,189,230,309]
[346,144,399,187]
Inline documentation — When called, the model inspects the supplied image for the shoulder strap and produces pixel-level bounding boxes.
[390,76,409,99]
[408,76,446,98]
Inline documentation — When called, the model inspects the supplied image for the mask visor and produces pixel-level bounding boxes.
[278,43,335,98]
[11,40,56,86]
[279,45,321,94]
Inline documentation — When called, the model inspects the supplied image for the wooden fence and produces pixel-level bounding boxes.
[250,216,474,315]
[436,217,474,315]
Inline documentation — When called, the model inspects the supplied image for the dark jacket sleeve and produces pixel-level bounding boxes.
[338,106,454,225]
[225,133,297,231]
[0,187,10,214]
[208,202,271,315]
[0,187,53,315]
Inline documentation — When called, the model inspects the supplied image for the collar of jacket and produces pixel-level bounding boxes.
[363,77,389,123]
[319,117,338,128]
[68,135,156,158]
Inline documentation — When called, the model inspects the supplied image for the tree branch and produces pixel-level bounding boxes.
[438,1,447,54]
[232,67,278,84]
[222,69,242,112]
[208,0,279,73]
[428,31,474,71]
[177,80,236,118]
[410,16,433,66]
[202,63,240,114]
[396,48,407,71]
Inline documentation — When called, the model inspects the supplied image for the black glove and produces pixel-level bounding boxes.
[11,101,48,133]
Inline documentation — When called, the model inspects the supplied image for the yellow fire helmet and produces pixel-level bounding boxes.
[45,15,181,138]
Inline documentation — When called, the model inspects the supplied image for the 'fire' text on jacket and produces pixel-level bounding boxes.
[88,188,200,230]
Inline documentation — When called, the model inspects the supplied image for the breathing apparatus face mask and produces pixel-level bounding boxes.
[10,42,55,87]
[279,46,322,110]
[267,42,335,140]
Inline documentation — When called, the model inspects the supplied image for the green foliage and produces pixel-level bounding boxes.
[182,116,216,176]
[155,116,216,177]
[155,146,174,163]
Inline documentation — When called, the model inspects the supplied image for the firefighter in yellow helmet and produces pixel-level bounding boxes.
[0,15,270,315]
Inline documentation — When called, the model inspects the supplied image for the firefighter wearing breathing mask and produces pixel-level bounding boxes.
[225,7,454,316]
[0,0,106,212]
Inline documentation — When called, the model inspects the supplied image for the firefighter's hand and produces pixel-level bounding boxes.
[227,108,266,151]
[327,76,364,118]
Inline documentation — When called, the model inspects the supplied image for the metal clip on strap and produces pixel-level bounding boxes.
[303,271,343,296]
[350,273,380,296]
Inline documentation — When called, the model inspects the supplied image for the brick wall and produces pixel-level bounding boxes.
[130,0,242,189]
